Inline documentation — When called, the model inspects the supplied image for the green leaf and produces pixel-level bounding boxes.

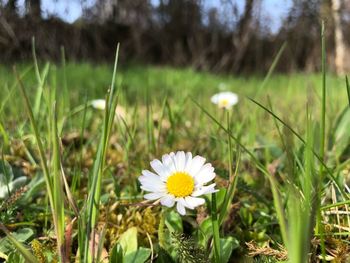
[220,237,239,263]
[7,251,26,263]
[197,217,213,246]
[109,243,123,263]
[216,188,226,209]
[0,228,34,254]
[164,210,183,233]
[333,108,350,160]
[12,228,34,242]
[118,227,138,255]
[0,160,14,185]
[0,226,37,263]
[240,207,253,227]
[124,247,151,263]
[21,175,45,203]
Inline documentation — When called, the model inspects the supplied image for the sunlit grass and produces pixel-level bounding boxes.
[0,52,349,262]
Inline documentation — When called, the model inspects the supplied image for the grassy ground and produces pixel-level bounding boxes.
[0,61,349,262]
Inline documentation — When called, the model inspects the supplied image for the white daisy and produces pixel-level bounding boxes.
[91,99,107,110]
[139,151,217,215]
[211,91,238,109]
[91,99,126,119]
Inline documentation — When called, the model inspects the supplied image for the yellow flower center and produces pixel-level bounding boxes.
[166,172,194,197]
[219,98,229,108]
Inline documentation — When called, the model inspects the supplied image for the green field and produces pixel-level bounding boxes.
[0,61,350,262]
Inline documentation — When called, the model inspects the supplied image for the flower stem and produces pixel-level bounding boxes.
[158,208,166,248]
[219,110,235,225]
[211,193,221,262]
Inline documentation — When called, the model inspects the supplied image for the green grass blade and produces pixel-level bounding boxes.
[52,102,66,261]
[211,192,221,262]
[60,46,69,110]
[109,44,120,106]
[191,98,288,245]
[247,97,346,197]
[219,147,240,226]
[32,37,41,84]
[14,67,53,201]
[219,111,241,226]
[257,42,287,96]
[0,121,9,148]
[346,76,350,107]
[13,67,68,260]
[83,48,120,263]
[0,66,32,117]
[318,20,327,262]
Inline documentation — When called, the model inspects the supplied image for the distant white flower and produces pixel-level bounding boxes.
[139,151,217,215]
[91,99,126,119]
[91,99,106,110]
[211,91,238,109]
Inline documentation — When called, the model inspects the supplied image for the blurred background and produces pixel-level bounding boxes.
[0,0,349,74]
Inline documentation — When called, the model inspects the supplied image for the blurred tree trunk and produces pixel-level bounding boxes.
[232,0,255,72]
[5,0,17,15]
[331,0,345,75]
[26,0,41,18]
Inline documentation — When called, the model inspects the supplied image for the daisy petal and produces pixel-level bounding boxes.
[174,151,186,171]
[176,201,186,215]
[139,171,163,186]
[185,196,205,208]
[184,152,193,171]
[211,94,219,104]
[141,170,159,179]
[192,183,218,197]
[138,175,160,186]
[140,183,166,193]
[188,155,206,177]
[160,195,175,207]
[150,160,170,181]
[144,192,164,200]
[194,163,215,184]
[178,197,195,209]
[161,153,176,174]
[139,173,166,192]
